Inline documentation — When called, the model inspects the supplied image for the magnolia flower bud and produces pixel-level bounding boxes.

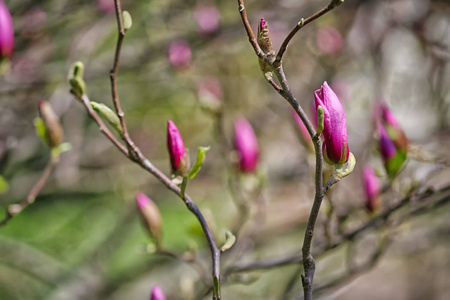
[136,193,162,247]
[167,120,189,176]
[377,124,406,178]
[168,40,191,69]
[150,285,166,300]
[379,104,408,153]
[314,81,349,165]
[0,0,14,60]
[316,26,343,55]
[257,18,273,54]
[233,117,259,173]
[38,101,63,148]
[362,166,380,212]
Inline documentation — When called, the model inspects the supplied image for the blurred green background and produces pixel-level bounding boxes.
[1,0,450,299]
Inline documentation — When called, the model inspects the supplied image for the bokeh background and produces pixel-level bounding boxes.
[1,0,450,299]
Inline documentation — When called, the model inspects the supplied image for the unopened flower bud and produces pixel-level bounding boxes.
[150,285,166,300]
[38,101,63,148]
[233,117,259,173]
[314,81,349,165]
[379,104,408,153]
[0,0,14,60]
[136,193,162,248]
[167,120,189,176]
[362,165,380,212]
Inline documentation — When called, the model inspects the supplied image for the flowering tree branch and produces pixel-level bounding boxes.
[67,1,223,298]
[0,154,58,226]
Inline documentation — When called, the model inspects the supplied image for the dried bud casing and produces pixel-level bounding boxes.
[38,101,63,148]
[257,18,273,54]
[136,193,162,247]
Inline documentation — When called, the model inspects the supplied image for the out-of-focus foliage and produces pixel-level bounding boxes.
[1,0,450,299]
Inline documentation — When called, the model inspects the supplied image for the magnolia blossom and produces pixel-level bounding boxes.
[136,192,162,246]
[0,0,14,60]
[316,26,343,55]
[233,117,259,173]
[96,0,115,13]
[167,120,187,175]
[150,285,166,300]
[362,166,380,212]
[168,40,191,69]
[194,4,219,34]
[314,81,349,164]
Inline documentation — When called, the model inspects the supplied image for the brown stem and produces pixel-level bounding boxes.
[0,154,59,226]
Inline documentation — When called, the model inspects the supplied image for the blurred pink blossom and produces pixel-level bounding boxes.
[168,40,192,69]
[22,7,47,37]
[233,117,259,173]
[316,26,343,55]
[150,285,166,300]
[197,77,222,112]
[96,0,115,13]
[194,4,220,35]
[363,165,380,212]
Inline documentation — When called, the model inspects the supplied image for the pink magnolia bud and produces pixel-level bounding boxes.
[194,4,220,35]
[316,26,343,55]
[0,0,14,60]
[38,101,63,148]
[362,166,380,212]
[136,193,162,247]
[168,40,191,69]
[379,104,408,152]
[150,285,166,300]
[378,125,396,161]
[167,120,188,176]
[291,109,313,153]
[233,117,259,173]
[314,81,349,165]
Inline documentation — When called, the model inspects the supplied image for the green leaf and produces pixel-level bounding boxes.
[34,117,48,145]
[51,142,72,158]
[122,11,133,32]
[220,231,236,252]
[188,146,210,179]
[180,176,188,199]
[90,101,123,136]
[0,175,9,194]
[213,275,220,298]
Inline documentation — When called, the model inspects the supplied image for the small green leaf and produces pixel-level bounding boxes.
[317,105,324,136]
[213,275,220,298]
[122,11,133,32]
[180,175,188,199]
[189,146,210,179]
[0,175,9,194]
[220,231,236,252]
[34,117,48,144]
[71,61,84,79]
[51,142,72,157]
[90,101,123,136]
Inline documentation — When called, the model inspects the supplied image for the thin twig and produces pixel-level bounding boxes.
[274,0,344,66]
[237,0,264,59]
[0,154,59,226]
